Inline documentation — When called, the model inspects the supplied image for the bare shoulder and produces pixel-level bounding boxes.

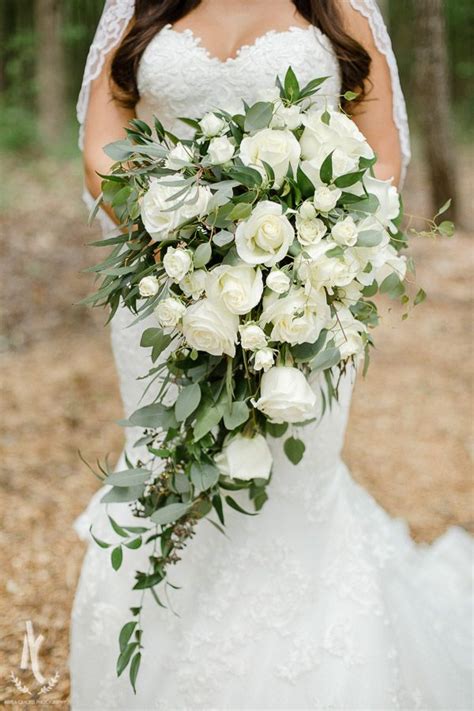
[335,0,379,53]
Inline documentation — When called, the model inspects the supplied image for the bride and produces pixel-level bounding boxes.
[70,0,473,709]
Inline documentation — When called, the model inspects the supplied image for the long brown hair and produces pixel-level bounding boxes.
[111,0,371,110]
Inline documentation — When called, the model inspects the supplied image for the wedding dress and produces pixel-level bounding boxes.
[70,2,473,709]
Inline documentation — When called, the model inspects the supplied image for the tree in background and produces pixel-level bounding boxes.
[35,0,66,144]
[414,0,458,221]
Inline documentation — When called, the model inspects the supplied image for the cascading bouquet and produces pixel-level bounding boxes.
[83,68,453,690]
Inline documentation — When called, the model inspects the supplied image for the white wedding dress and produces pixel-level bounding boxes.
[70,3,473,710]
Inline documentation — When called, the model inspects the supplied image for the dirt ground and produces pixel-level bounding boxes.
[0,147,472,707]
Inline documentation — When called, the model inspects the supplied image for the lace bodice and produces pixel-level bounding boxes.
[135,24,342,136]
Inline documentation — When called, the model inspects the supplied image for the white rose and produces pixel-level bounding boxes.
[253,366,318,423]
[313,185,342,213]
[206,264,263,315]
[182,298,238,357]
[253,348,275,372]
[373,244,407,285]
[163,247,193,282]
[296,216,327,246]
[208,136,235,164]
[240,128,301,188]
[299,201,317,220]
[140,176,182,240]
[239,323,267,351]
[330,307,367,360]
[260,287,330,345]
[270,102,302,130]
[235,201,294,267]
[214,433,273,480]
[179,183,212,221]
[155,297,186,329]
[266,269,291,294]
[335,281,364,307]
[331,216,358,247]
[363,174,400,230]
[165,142,193,170]
[199,112,226,137]
[138,275,160,297]
[301,149,359,187]
[296,242,359,291]
[179,269,206,300]
[300,109,374,163]
[141,175,211,240]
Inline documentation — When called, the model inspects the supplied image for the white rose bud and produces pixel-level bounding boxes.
[270,102,302,131]
[313,185,342,213]
[179,269,206,300]
[299,201,317,220]
[331,307,367,360]
[235,201,294,267]
[331,216,358,247]
[199,112,226,137]
[296,216,327,247]
[182,298,239,357]
[163,247,193,282]
[239,323,267,351]
[138,275,160,297]
[253,348,275,372]
[214,433,273,480]
[266,270,291,294]
[208,135,235,164]
[165,142,193,170]
[155,297,186,329]
[253,366,318,423]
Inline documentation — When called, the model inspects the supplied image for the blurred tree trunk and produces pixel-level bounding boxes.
[35,0,65,144]
[414,0,458,221]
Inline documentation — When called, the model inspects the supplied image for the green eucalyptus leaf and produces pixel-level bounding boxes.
[311,346,341,372]
[244,101,274,132]
[319,151,334,184]
[111,546,123,571]
[150,502,191,526]
[438,220,455,237]
[225,495,258,516]
[283,437,306,465]
[175,383,202,422]
[229,202,253,221]
[190,461,220,493]
[129,652,142,693]
[119,621,137,653]
[107,468,150,488]
[193,242,212,267]
[266,422,288,438]
[414,288,427,306]
[128,403,178,429]
[117,642,138,677]
[223,401,250,429]
[283,66,300,102]
[357,229,384,247]
[379,272,405,297]
[101,485,145,504]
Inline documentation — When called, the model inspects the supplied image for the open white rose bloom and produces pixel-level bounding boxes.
[82,68,457,692]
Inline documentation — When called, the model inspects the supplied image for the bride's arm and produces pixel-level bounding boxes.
[83,54,135,220]
[340,3,403,187]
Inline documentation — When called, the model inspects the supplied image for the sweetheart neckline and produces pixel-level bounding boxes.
[162,23,322,67]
